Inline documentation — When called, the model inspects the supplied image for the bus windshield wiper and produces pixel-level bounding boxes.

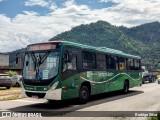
[38,51,50,65]
[34,51,50,80]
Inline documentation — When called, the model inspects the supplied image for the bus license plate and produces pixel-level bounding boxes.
[32,95,38,98]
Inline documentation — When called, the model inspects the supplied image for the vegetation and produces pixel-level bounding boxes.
[10,21,160,69]
[0,95,22,101]
[0,87,22,101]
[4,70,18,77]
[50,21,160,68]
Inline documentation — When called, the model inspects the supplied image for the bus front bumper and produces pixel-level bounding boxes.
[21,88,62,100]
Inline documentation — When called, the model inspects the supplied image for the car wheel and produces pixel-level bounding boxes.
[15,82,20,87]
[79,85,90,104]
[6,86,10,89]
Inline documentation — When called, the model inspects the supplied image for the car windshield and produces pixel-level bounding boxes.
[23,51,59,80]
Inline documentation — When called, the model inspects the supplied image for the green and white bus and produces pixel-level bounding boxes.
[21,41,142,103]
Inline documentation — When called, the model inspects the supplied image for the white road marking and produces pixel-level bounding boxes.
[12,99,41,103]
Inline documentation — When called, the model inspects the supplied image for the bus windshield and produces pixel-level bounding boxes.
[23,51,59,80]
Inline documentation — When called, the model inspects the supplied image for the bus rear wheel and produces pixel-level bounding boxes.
[79,85,90,104]
[123,81,129,94]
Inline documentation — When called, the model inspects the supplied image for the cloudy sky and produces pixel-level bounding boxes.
[0,0,160,52]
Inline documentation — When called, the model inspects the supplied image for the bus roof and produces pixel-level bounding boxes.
[29,41,141,59]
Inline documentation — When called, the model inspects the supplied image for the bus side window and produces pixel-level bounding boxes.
[109,56,118,70]
[97,54,106,70]
[118,57,126,70]
[83,51,96,69]
[68,55,77,70]
[63,53,77,72]
[134,59,140,70]
[126,58,128,70]
[128,59,134,70]
[62,53,68,72]
[106,55,109,69]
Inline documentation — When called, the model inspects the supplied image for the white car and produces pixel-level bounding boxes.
[0,74,13,89]
[12,75,22,87]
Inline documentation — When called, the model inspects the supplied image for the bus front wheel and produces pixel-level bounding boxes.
[79,85,90,104]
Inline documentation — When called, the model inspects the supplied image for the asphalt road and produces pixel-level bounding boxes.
[0,82,160,120]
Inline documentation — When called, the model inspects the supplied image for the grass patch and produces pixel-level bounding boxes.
[0,87,21,91]
[0,87,23,101]
[0,95,22,101]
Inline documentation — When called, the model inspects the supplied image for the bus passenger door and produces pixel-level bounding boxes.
[61,47,81,99]
[108,56,122,92]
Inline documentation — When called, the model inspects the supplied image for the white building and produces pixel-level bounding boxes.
[0,53,9,67]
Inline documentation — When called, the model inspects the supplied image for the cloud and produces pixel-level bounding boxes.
[0,1,102,52]
[1,0,160,52]
[104,0,160,26]
[25,0,58,10]
[99,0,126,3]
[25,0,50,7]
[63,0,75,7]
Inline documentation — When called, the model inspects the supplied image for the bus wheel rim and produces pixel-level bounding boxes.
[125,84,128,92]
[81,90,88,99]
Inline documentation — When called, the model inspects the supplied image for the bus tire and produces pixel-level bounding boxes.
[123,81,129,94]
[79,85,90,104]
[142,79,145,84]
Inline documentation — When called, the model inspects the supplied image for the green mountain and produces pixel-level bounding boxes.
[50,21,160,67]
[119,21,160,65]
[10,21,160,69]
[120,21,160,44]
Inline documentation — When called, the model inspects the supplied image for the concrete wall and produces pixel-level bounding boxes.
[0,53,9,67]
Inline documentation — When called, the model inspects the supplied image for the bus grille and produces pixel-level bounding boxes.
[25,92,46,98]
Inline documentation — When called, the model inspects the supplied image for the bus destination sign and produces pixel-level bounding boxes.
[27,44,57,51]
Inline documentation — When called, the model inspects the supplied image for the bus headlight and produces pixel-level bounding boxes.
[50,81,59,91]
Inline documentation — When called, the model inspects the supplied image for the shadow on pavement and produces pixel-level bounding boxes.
[9,90,143,116]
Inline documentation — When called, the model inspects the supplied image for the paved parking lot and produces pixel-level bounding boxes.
[0,82,160,120]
